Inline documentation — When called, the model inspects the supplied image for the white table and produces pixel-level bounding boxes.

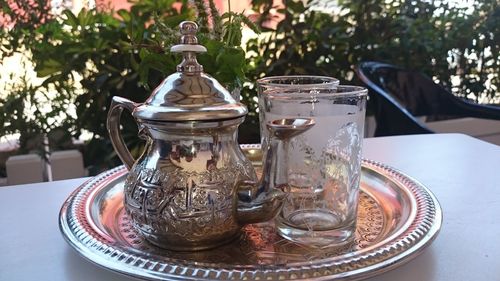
[1,134,499,281]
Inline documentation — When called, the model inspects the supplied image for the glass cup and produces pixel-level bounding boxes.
[257,76,367,247]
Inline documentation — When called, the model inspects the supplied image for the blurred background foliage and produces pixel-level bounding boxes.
[0,0,498,175]
[248,0,499,100]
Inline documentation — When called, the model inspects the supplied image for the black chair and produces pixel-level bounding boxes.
[355,61,500,137]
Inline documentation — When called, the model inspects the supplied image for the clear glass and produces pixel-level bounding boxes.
[257,76,367,247]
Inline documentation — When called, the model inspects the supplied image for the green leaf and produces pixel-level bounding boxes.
[62,10,79,27]
[216,47,245,69]
[117,9,131,22]
[287,1,305,13]
[35,59,63,77]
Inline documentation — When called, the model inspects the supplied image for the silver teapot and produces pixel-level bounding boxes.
[106,21,314,251]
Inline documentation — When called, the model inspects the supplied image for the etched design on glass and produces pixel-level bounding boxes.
[282,122,362,232]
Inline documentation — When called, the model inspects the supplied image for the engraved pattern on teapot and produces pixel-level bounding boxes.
[124,163,243,239]
[106,21,314,250]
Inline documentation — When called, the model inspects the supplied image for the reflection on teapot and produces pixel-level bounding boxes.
[106,21,314,251]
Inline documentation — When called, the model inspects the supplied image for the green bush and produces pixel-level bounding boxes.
[1,0,192,173]
[0,0,255,174]
[0,0,498,174]
[248,0,499,101]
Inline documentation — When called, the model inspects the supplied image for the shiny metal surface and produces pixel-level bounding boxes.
[132,71,247,122]
[117,116,315,250]
[59,145,442,281]
[108,116,312,250]
[107,21,302,250]
[170,21,207,73]
[235,118,316,225]
[128,21,247,122]
[107,96,139,169]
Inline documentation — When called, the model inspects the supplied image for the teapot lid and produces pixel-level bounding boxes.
[133,21,248,122]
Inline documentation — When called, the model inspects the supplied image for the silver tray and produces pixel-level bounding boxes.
[59,146,442,281]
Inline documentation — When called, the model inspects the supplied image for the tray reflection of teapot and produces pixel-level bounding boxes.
[106,21,314,251]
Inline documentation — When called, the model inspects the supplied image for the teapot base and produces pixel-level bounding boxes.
[141,230,242,252]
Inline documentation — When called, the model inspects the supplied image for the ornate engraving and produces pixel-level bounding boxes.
[123,161,248,244]
[117,191,384,264]
[60,158,442,280]
[282,122,362,234]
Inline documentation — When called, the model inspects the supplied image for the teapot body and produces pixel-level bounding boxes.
[123,118,257,250]
[107,21,295,251]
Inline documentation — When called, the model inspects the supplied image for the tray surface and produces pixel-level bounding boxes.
[59,148,441,280]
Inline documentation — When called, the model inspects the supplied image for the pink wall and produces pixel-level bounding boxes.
[96,0,230,12]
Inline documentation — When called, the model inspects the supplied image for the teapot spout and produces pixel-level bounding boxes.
[236,180,286,224]
[236,118,315,225]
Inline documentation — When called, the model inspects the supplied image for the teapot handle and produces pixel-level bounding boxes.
[107,96,138,170]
